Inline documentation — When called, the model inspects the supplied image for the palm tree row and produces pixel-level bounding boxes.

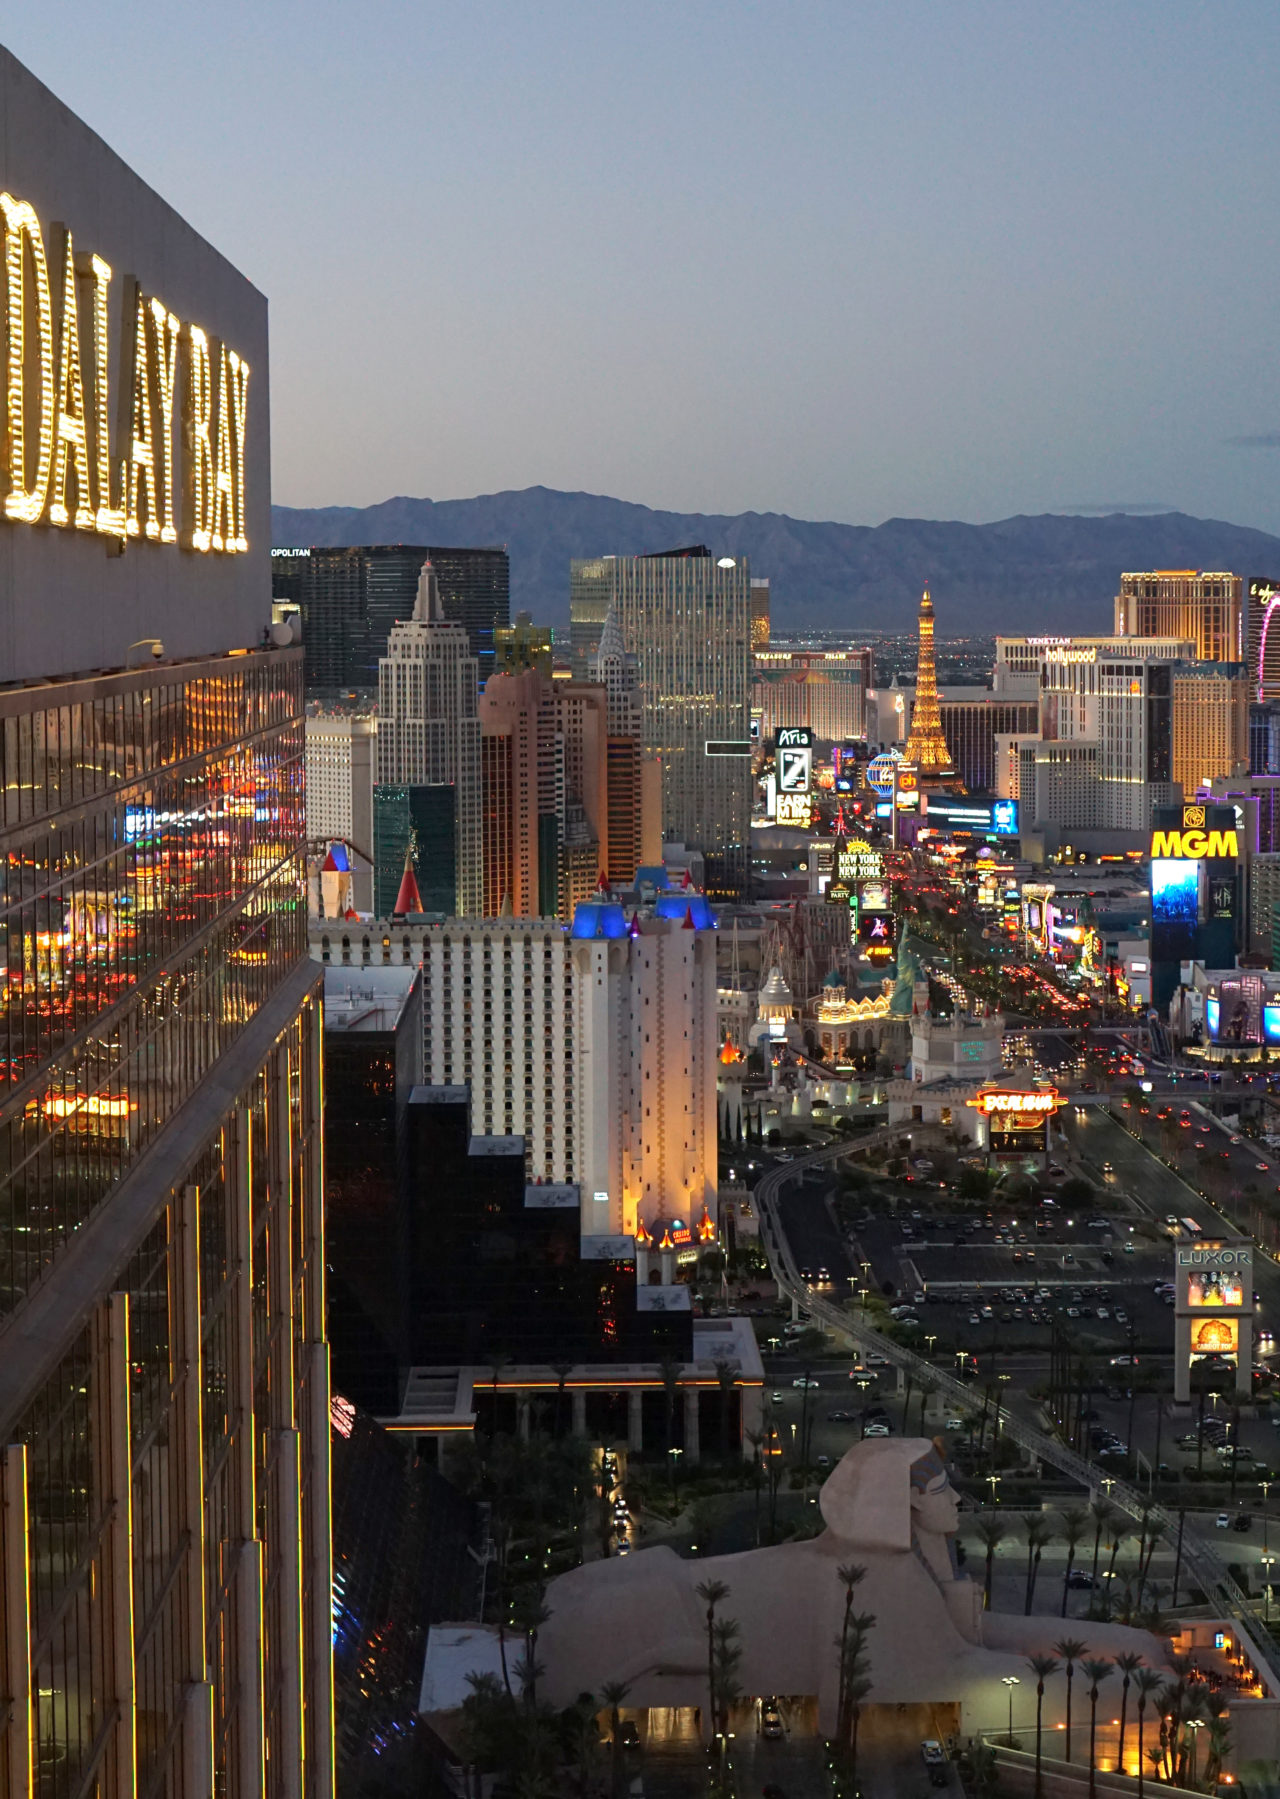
[462,1656,634,1796]
[1025,1646,1228,1799]
[972,1501,1170,1628]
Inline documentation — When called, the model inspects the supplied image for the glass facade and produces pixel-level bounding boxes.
[0,649,332,1799]
[372,784,456,916]
[570,554,752,896]
[274,544,510,697]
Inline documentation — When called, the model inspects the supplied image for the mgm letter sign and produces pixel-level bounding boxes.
[1173,1239,1254,1403]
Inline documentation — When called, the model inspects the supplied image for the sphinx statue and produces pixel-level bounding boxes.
[537,1438,1169,1737]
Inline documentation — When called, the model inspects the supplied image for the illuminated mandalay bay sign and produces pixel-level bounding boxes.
[1,192,249,553]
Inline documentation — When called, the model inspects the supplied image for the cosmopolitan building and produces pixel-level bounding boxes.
[274,542,510,695]
[0,50,331,1799]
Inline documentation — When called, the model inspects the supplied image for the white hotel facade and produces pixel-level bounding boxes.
[397,907,720,1244]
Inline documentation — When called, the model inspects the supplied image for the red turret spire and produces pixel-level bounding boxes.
[392,847,423,918]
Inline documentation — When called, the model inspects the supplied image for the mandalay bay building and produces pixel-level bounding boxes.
[0,49,331,1799]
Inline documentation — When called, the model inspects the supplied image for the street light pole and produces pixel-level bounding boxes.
[1002,1675,1020,1744]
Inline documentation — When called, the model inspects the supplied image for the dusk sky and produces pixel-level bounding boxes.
[11,3,1280,532]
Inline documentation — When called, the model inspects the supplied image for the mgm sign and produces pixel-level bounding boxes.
[1173,1240,1254,1404]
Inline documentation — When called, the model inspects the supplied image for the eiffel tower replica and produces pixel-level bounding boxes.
[902,585,964,789]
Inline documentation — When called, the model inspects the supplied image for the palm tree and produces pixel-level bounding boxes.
[1088,1498,1114,1587]
[1081,1659,1113,1798]
[917,1376,938,1435]
[976,1516,1006,1611]
[846,1671,872,1787]
[658,1353,682,1498]
[1203,1691,1232,1789]
[1053,1637,1087,1763]
[1134,1668,1165,1797]
[487,1349,511,1435]
[795,1327,824,1490]
[1026,1654,1060,1799]
[745,1430,766,1544]
[1112,1652,1143,1775]
[1021,1513,1054,1615]
[835,1562,868,1747]
[712,1616,743,1739]
[600,1679,631,1799]
[1059,1506,1088,1616]
[713,1360,737,1461]
[1102,1521,1129,1618]
[512,1587,551,1710]
[551,1362,573,1438]
[695,1578,729,1741]
[1136,1521,1165,1611]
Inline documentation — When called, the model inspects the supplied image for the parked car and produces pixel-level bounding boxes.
[921,1740,946,1766]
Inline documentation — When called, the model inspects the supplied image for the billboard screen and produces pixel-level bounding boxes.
[774,792,813,827]
[1211,974,1264,1045]
[989,1115,1049,1155]
[834,746,864,792]
[1187,1267,1246,1308]
[1151,857,1200,967]
[859,913,893,953]
[777,743,812,793]
[1190,1316,1239,1364]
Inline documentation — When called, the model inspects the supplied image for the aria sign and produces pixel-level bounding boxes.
[1,191,250,553]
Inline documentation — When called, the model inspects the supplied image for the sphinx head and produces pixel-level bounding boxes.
[819,1437,960,1577]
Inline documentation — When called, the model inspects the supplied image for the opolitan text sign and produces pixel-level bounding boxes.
[1,190,250,554]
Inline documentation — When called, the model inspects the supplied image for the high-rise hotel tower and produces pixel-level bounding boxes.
[0,50,331,1799]
[570,550,752,896]
[376,563,483,915]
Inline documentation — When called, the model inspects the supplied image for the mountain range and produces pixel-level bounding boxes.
[270,487,1280,634]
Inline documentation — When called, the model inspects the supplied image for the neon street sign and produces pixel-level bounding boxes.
[970,1089,1059,1114]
